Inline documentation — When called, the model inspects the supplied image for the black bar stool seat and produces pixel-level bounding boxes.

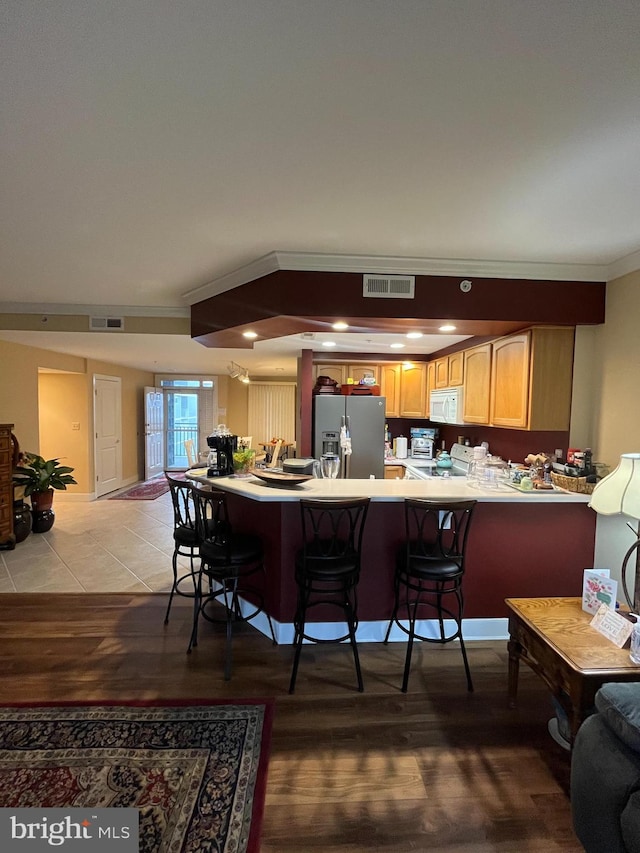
[163,472,199,624]
[289,497,370,694]
[188,485,276,680]
[384,498,477,693]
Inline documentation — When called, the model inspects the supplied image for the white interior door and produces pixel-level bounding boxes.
[144,386,164,480]
[94,374,122,497]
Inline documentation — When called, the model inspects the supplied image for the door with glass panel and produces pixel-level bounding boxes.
[159,379,216,470]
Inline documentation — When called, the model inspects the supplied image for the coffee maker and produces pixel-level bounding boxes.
[206,424,237,477]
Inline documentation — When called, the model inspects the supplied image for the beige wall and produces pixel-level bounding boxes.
[0,338,154,496]
[591,270,640,467]
[39,373,91,492]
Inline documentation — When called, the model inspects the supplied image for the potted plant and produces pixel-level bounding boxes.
[13,453,77,533]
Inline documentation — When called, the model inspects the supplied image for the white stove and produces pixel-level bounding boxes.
[404,443,472,480]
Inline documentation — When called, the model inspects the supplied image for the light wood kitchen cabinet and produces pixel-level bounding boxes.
[434,357,449,388]
[384,465,405,480]
[462,344,492,424]
[448,351,464,386]
[347,364,380,385]
[313,363,347,386]
[399,362,427,418]
[379,363,401,418]
[425,361,436,419]
[434,352,464,388]
[489,327,574,430]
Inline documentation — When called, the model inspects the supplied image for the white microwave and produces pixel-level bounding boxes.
[429,387,464,424]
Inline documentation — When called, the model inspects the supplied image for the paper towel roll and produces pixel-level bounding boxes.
[395,436,408,459]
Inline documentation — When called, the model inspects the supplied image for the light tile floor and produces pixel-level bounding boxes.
[0,492,180,594]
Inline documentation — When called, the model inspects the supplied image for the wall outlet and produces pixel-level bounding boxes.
[72,422,80,431]
[555,448,563,460]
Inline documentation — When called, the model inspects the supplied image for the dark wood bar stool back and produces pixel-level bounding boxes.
[163,472,199,624]
[290,497,370,694]
[188,484,276,680]
[384,498,477,693]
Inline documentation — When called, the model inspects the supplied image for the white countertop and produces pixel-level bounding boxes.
[186,469,591,504]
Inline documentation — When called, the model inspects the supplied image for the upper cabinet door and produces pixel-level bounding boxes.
[425,361,436,419]
[462,344,491,424]
[448,351,464,386]
[434,357,449,388]
[347,364,380,385]
[380,363,401,418]
[490,333,531,428]
[314,364,347,386]
[399,363,427,418]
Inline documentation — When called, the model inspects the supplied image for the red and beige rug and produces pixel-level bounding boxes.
[0,699,273,852]
[108,478,171,500]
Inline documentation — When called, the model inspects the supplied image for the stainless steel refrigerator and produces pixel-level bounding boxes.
[313,395,386,479]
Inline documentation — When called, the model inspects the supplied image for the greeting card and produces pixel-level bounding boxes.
[582,569,617,615]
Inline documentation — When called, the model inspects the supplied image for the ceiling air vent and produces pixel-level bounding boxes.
[89,316,125,331]
[363,274,415,299]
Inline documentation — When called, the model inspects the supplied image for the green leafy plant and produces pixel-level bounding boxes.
[233,449,256,473]
[13,453,77,496]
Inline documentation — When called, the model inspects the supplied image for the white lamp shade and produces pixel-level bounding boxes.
[589,453,640,518]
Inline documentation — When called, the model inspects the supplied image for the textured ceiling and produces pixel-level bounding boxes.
[1,1,639,373]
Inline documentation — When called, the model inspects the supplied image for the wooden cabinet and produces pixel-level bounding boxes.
[434,352,464,388]
[399,363,427,418]
[313,363,380,387]
[379,363,401,418]
[489,327,574,430]
[384,465,405,480]
[434,357,449,389]
[313,363,347,386]
[462,344,492,424]
[347,364,380,385]
[0,424,15,551]
[425,361,436,419]
[448,351,464,386]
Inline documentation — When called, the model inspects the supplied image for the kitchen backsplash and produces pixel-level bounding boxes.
[387,418,569,464]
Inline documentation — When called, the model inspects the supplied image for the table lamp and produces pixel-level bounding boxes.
[589,453,640,612]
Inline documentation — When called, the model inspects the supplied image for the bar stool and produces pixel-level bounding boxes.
[163,472,199,624]
[289,497,370,694]
[384,498,477,693]
[188,485,276,680]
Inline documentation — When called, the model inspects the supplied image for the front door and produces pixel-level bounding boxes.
[144,386,164,480]
[94,374,122,497]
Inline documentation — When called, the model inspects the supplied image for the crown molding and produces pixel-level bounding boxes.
[182,252,281,304]
[0,303,190,318]
[607,248,640,281]
[183,250,614,302]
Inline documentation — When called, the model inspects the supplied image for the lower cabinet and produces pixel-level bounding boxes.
[384,465,405,480]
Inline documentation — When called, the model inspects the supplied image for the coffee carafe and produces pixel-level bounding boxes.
[206,424,238,477]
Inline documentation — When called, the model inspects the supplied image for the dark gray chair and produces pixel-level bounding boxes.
[571,682,640,853]
[384,498,477,693]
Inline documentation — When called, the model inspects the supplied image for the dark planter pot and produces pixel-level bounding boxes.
[13,500,32,543]
[30,489,55,533]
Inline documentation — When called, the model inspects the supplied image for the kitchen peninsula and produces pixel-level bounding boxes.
[188,471,596,644]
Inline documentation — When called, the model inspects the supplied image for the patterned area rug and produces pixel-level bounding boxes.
[108,477,170,500]
[0,700,273,852]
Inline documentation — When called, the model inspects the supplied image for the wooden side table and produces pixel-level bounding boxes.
[506,596,640,742]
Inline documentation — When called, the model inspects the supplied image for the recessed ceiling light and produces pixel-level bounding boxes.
[439,324,456,332]
[322,340,337,348]
[406,331,423,339]
[243,330,258,339]
[390,342,405,349]
[332,321,349,331]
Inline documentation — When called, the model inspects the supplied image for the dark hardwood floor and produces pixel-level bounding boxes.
[0,593,582,852]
